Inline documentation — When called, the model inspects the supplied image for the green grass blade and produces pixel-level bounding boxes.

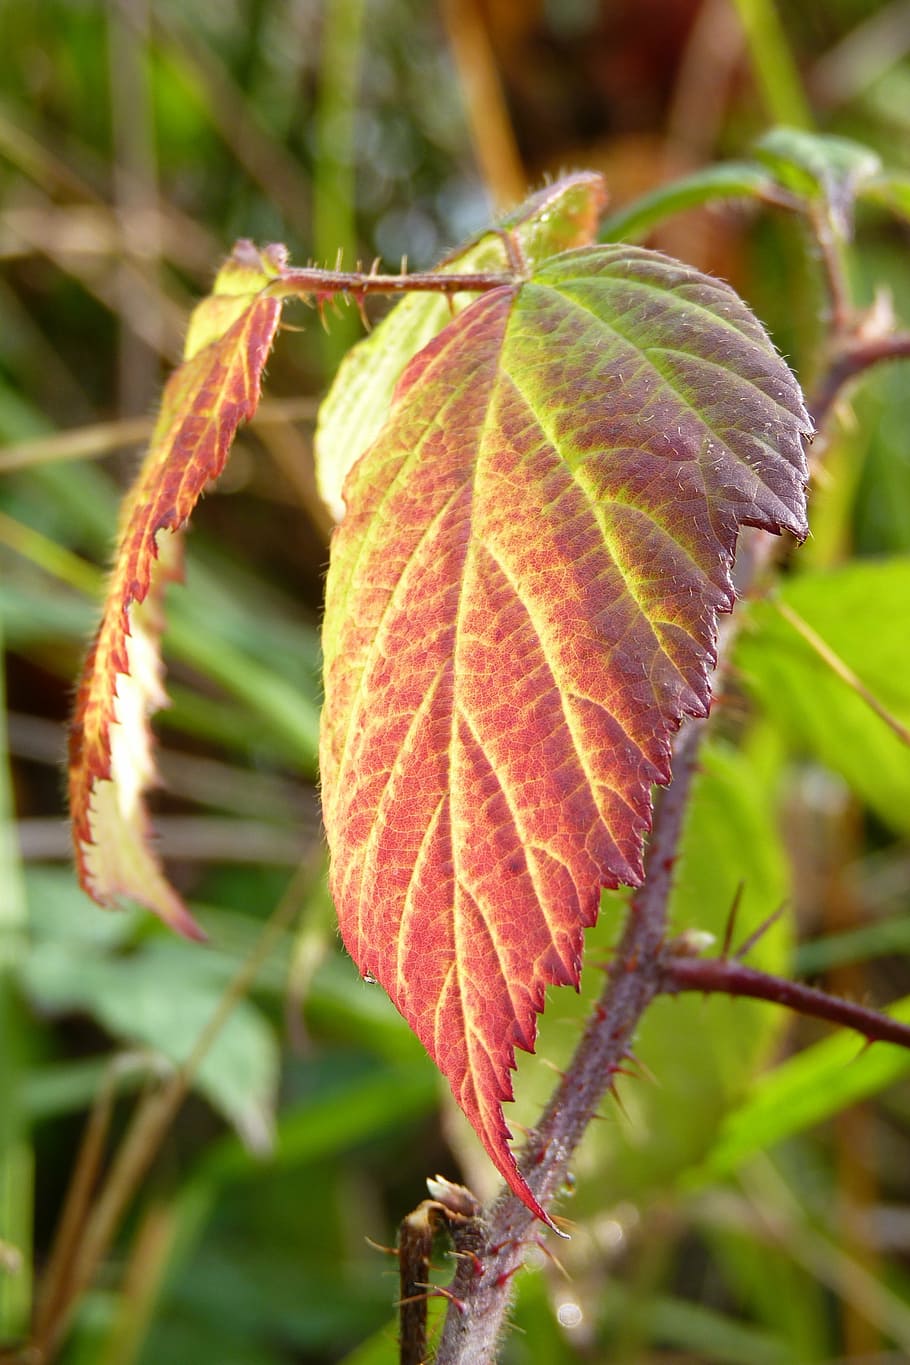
[730,0,813,129]
[687,995,910,1186]
[0,615,33,1339]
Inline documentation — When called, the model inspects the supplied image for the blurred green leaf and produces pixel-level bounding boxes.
[754,127,881,233]
[704,1222,831,1361]
[149,1246,390,1354]
[197,1057,438,1186]
[794,914,910,975]
[337,1325,399,1365]
[25,865,141,948]
[507,1267,580,1365]
[737,556,910,831]
[22,937,278,1150]
[730,0,813,129]
[599,163,776,243]
[860,172,910,223]
[635,1293,789,1364]
[0,613,32,1339]
[688,995,910,1185]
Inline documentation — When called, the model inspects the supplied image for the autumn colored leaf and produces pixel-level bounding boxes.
[314,172,606,521]
[320,244,811,1223]
[69,241,287,935]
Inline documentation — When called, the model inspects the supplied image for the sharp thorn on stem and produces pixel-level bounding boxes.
[721,881,746,959]
[735,900,788,960]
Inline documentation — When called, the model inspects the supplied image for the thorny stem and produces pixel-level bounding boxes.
[270,267,519,304]
[809,203,853,335]
[660,955,910,1050]
[431,285,910,1365]
[435,724,704,1365]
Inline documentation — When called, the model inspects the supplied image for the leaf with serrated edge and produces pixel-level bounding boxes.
[321,243,811,1223]
[69,241,287,936]
[314,173,607,521]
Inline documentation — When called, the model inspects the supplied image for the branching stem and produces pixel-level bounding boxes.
[810,331,910,432]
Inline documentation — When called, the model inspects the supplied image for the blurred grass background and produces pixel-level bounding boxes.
[1,1,910,1361]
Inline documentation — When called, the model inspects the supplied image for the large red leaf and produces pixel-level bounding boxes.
[69,242,286,935]
[320,244,811,1223]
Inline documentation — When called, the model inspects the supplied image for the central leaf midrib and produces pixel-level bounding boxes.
[499,354,697,701]
[474,536,648,831]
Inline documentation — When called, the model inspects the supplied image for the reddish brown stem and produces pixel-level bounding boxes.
[810,331,910,431]
[270,267,518,304]
[660,955,910,1049]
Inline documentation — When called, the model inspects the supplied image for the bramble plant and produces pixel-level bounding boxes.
[63,130,910,1364]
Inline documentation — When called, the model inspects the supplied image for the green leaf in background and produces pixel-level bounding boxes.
[21,913,279,1150]
[703,1221,832,1361]
[689,995,910,1186]
[314,172,606,520]
[753,127,882,235]
[737,555,910,832]
[0,612,32,1341]
[599,162,777,244]
[859,172,910,224]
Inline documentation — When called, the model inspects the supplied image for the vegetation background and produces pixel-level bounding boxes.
[1,1,910,1361]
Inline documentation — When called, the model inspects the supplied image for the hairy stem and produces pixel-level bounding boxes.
[271,267,518,304]
[809,203,853,335]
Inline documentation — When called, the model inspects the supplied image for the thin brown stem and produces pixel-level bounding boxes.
[32,1060,124,1343]
[660,953,910,1049]
[810,331,910,432]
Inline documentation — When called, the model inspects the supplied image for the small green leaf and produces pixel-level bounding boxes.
[754,128,882,236]
[22,937,279,1150]
[859,171,910,224]
[688,994,910,1185]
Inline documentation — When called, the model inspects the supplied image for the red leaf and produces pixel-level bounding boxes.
[320,245,811,1222]
[69,241,287,934]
